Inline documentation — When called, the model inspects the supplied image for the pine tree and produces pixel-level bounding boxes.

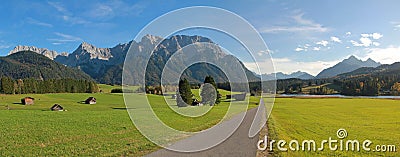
[1,77,14,94]
[177,78,193,107]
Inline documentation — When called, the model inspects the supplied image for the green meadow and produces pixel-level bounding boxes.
[1,85,399,156]
[267,98,400,156]
[0,85,255,156]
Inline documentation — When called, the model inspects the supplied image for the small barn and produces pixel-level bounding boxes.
[21,97,35,105]
[85,97,96,104]
[191,99,203,106]
[51,104,64,111]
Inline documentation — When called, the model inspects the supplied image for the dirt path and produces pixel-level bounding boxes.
[145,107,260,157]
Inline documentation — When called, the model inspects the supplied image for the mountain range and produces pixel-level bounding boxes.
[9,35,259,85]
[316,55,380,78]
[258,71,315,81]
[338,62,400,78]
[7,35,385,84]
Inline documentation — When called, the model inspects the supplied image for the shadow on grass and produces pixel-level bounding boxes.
[112,107,137,110]
[77,101,87,104]
[222,99,234,102]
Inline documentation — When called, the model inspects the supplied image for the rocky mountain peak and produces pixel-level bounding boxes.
[365,58,379,65]
[316,55,381,78]
[348,55,358,60]
[73,42,112,60]
[8,45,61,60]
[141,34,163,45]
[343,55,362,64]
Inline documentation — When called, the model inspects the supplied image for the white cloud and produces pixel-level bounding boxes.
[0,45,11,49]
[48,2,68,13]
[47,32,82,44]
[244,57,340,76]
[89,4,114,18]
[0,40,11,49]
[350,33,382,47]
[361,33,383,39]
[295,47,304,52]
[391,22,400,30]
[259,49,272,54]
[62,15,90,25]
[350,37,372,47]
[26,17,53,27]
[346,32,352,35]
[260,12,328,33]
[372,33,383,39]
[350,40,363,46]
[316,40,328,46]
[361,34,370,38]
[312,47,321,51]
[48,1,91,25]
[363,46,400,64]
[330,36,342,43]
[372,42,380,46]
[86,1,145,19]
[359,37,372,47]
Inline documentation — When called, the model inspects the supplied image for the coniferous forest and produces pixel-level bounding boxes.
[0,77,98,94]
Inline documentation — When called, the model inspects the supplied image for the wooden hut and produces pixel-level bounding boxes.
[191,99,203,106]
[85,97,97,104]
[21,97,35,105]
[50,104,64,111]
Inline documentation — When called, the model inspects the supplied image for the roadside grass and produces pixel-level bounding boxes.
[267,98,400,156]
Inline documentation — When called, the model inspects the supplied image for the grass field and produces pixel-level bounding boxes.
[0,85,257,156]
[266,98,400,156]
[2,84,398,156]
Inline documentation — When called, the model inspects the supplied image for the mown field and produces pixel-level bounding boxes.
[0,85,256,156]
[2,84,398,156]
[266,98,400,156]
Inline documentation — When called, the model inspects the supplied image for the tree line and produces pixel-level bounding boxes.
[0,77,98,94]
[334,75,400,96]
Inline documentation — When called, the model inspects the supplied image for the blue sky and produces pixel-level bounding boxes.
[1,0,400,75]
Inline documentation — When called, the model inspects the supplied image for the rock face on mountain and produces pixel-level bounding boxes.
[9,45,65,60]
[316,55,380,78]
[259,71,315,81]
[9,35,259,85]
[121,35,259,85]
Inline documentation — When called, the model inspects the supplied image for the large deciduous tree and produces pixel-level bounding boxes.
[200,76,220,106]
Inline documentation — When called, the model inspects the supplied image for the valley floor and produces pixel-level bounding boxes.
[0,87,257,156]
[0,91,398,156]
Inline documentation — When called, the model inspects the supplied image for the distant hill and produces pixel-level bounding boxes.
[316,55,380,78]
[0,51,92,80]
[259,71,315,81]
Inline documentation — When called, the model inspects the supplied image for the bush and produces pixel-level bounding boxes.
[111,88,134,93]
[111,88,123,93]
